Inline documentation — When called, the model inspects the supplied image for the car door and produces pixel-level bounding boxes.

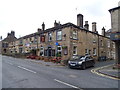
[85,57,90,67]
[88,56,94,66]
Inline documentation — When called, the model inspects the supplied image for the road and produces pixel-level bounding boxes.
[1,55,119,89]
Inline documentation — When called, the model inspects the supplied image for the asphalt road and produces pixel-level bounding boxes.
[2,55,119,89]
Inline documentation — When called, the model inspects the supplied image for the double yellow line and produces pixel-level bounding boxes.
[91,64,120,80]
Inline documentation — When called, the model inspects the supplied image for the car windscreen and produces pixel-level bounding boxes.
[70,56,84,60]
[80,57,86,60]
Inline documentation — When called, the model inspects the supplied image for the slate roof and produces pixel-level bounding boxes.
[18,22,109,40]
[2,36,17,43]
[109,6,120,12]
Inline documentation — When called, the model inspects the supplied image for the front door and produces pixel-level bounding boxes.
[48,47,52,57]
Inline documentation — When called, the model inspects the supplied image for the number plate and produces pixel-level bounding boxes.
[70,64,75,66]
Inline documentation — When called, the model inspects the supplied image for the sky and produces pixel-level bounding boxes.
[0,0,120,39]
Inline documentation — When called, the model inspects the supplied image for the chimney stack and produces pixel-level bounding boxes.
[54,20,61,27]
[42,22,45,31]
[38,28,42,32]
[7,33,10,37]
[84,21,89,30]
[102,27,106,36]
[92,22,97,33]
[54,20,57,27]
[11,31,15,36]
[77,14,83,28]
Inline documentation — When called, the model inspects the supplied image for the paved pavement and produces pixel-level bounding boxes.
[97,64,120,79]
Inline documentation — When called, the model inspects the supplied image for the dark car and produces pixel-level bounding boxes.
[98,56,107,61]
[68,55,95,70]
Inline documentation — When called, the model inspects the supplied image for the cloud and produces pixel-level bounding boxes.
[0,0,120,38]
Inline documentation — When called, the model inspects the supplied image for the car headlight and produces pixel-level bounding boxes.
[78,61,82,65]
[68,61,71,64]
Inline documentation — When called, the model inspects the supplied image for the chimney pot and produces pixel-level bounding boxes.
[42,22,45,31]
[92,22,97,32]
[77,14,83,28]
[84,21,89,30]
[11,31,15,36]
[102,27,106,36]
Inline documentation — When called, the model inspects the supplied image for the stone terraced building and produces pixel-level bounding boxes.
[5,14,115,61]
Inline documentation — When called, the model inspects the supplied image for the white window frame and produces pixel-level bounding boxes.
[73,30,77,39]
[56,30,62,40]
[57,46,62,56]
[40,46,44,56]
[93,48,96,56]
[108,41,110,47]
[48,32,52,41]
[73,46,77,55]
[85,49,88,55]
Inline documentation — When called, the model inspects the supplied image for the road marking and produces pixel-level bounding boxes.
[69,75,77,78]
[54,79,83,90]
[5,62,13,65]
[8,63,13,65]
[91,64,120,80]
[17,66,36,74]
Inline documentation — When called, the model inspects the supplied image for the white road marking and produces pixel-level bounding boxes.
[5,62,13,65]
[8,63,13,65]
[54,79,82,89]
[17,66,36,73]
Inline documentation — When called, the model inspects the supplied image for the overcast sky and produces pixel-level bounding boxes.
[0,0,119,39]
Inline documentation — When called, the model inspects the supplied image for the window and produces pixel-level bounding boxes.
[2,43,8,48]
[63,46,68,55]
[73,46,77,55]
[57,46,62,57]
[40,46,44,56]
[19,48,22,53]
[93,48,96,55]
[19,40,23,45]
[108,41,110,47]
[89,50,91,55]
[48,32,52,41]
[113,43,115,48]
[40,35,45,42]
[44,49,47,56]
[73,30,77,39]
[101,40,103,46]
[52,50,55,56]
[56,30,62,40]
[85,49,88,55]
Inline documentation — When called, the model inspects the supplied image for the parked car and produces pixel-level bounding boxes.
[68,55,95,70]
[98,56,107,61]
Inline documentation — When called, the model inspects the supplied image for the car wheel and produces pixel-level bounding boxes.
[82,63,86,70]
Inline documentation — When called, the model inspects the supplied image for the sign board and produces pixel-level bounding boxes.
[55,42,59,46]
[110,32,120,41]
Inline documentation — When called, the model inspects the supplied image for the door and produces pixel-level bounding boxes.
[48,47,52,57]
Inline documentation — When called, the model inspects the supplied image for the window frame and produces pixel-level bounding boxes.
[73,46,77,55]
[93,48,96,56]
[73,30,78,39]
[56,30,62,41]
[40,46,44,56]
[57,45,62,57]
[48,32,52,41]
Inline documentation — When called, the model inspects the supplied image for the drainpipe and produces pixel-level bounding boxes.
[98,35,100,61]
